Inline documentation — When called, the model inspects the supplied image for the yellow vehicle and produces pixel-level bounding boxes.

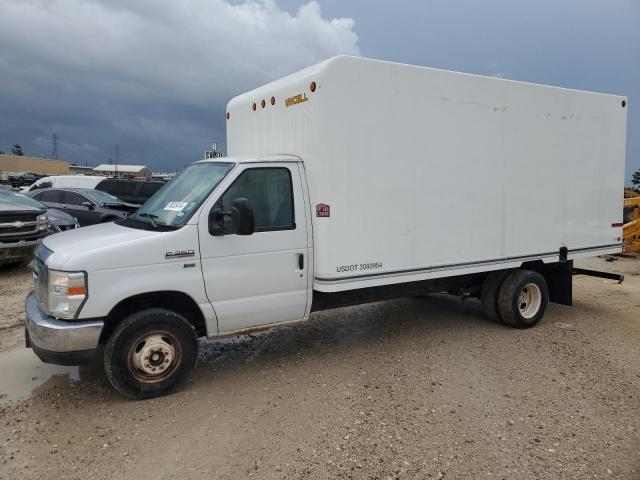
[623,192,640,253]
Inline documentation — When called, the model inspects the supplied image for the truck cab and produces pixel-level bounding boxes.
[26,156,312,398]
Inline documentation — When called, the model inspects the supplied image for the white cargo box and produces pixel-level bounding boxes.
[227,56,627,292]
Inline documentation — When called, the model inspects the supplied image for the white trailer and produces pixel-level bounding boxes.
[24,56,627,399]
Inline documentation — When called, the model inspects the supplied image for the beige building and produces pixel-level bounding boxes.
[69,165,97,175]
[93,164,152,179]
[0,154,70,175]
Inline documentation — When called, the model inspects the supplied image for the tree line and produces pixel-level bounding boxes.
[0,144,25,156]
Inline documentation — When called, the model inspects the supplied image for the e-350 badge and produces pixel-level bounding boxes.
[165,250,195,259]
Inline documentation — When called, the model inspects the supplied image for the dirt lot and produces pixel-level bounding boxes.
[0,256,639,479]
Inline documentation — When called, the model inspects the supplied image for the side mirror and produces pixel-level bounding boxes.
[81,201,94,210]
[208,198,255,236]
[208,205,226,236]
[230,198,255,235]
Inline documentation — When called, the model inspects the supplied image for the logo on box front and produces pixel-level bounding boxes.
[316,203,330,217]
[285,93,309,107]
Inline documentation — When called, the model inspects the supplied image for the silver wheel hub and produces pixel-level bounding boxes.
[518,282,542,319]
[132,334,175,376]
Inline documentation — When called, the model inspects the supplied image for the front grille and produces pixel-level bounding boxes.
[7,224,37,234]
[0,213,39,237]
[0,213,37,223]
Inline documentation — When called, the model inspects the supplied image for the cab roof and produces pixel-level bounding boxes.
[195,154,301,165]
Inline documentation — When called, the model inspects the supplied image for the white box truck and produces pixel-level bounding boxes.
[24,56,627,399]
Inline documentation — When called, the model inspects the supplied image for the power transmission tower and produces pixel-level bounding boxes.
[51,133,58,159]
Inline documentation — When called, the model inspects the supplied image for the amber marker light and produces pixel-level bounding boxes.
[271,96,276,106]
[310,81,317,92]
[226,112,230,120]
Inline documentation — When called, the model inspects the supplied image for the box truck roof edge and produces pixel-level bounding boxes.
[226,55,628,114]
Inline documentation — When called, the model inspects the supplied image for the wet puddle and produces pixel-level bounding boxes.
[0,347,79,405]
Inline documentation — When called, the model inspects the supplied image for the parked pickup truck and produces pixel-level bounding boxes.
[24,56,627,399]
[1,191,78,267]
[1,192,51,266]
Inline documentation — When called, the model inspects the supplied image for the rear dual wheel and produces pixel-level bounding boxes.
[481,269,548,328]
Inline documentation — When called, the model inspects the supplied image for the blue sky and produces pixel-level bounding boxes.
[1,0,638,182]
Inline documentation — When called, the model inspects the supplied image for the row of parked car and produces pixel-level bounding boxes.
[20,175,165,205]
[0,176,167,267]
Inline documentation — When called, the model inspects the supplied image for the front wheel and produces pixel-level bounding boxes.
[104,308,198,399]
[497,270,549,328]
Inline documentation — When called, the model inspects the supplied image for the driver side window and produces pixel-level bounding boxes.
[219,168,295,232]
[64,191,90,206]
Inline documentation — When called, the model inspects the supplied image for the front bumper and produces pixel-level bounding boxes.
[0,239,40,265]
[25,291,103,365]
[0,239,40,248]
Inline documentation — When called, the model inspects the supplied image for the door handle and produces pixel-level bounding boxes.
[298,253,304,270]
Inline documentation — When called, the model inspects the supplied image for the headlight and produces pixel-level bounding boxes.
[46,270,87,319]
[37,214,48,231]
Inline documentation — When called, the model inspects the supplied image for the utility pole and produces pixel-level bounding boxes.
[51,133,58,159]
[115,144,119,177]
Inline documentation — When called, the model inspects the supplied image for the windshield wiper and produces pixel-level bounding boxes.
[137,212,158,228]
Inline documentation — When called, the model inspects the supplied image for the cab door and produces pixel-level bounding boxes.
[198,163,309,334]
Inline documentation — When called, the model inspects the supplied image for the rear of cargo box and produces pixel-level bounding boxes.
[226,56,627,292]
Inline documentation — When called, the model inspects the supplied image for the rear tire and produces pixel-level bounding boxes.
[480,270,510,323]
[497,270,548,328]
[104,308,198,400]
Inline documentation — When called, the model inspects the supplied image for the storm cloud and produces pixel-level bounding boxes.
[0,0,359,171]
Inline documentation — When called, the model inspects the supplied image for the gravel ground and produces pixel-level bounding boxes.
[0,255,638,479]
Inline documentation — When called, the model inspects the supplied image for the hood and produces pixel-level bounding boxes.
[0,190,46,212]
[0,201,41,213]
[42,221,199,271]
[46,208,77,225]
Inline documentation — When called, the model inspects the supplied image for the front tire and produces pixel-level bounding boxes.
[104,308,198,400]
[497,270,548,328]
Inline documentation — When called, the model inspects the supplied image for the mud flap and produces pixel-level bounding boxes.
[540,260,573,306]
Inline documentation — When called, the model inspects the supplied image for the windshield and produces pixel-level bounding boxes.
[0,191,46,210]
[85,190,120,205]
[130,162,233,227]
